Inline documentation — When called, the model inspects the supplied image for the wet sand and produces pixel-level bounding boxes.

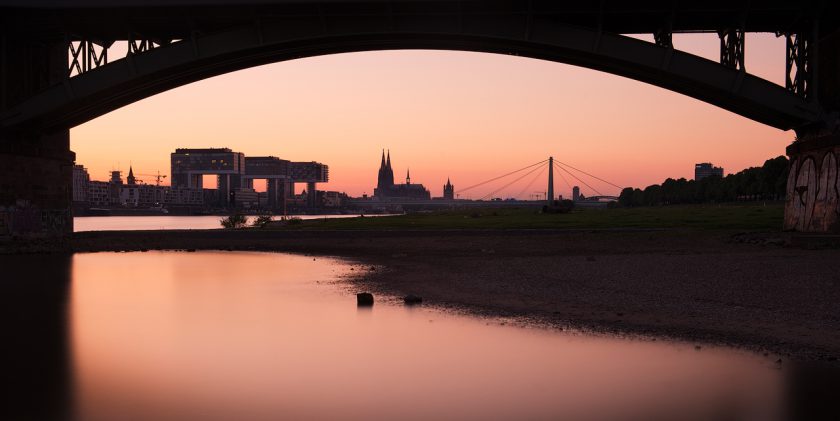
[16,228,840,362]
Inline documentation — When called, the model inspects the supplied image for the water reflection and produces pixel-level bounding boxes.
[63,251,789,421]
[72,214,391,232]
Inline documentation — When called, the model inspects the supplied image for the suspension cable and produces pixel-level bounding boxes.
[514,165,546,199]
[554,161,603,196]
[554,160,622,189]
[480,162,546,200]
[458,159,548,194]
[554,165,573,192]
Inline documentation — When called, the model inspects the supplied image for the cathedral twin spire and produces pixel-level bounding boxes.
[377,149,395,190]
[380,149,393,169]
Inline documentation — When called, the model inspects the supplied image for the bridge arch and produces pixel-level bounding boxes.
[0,18,822,135]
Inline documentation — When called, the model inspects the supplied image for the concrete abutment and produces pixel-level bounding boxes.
[0,131,74,237]
[785,134,840,233]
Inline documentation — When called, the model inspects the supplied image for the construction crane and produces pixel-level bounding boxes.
[136,171,167,186]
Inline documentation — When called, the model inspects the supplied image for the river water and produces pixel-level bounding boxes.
[73,214,381,232]
[2,251,789,420]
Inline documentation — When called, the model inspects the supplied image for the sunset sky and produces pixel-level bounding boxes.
[71,33,792,199]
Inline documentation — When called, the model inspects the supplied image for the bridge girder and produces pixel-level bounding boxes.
[785,32,813,100]
[718,27,745,71]
[0,13,825,135]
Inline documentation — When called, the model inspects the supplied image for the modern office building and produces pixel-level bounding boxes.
[231,187,259,208]
[243,156,291,210]
[695,163,724,180]
[171,148,246,206]
[172,148,328,209]
[289,161,330,207]
[87,181,112,207]
[120,184,166,207]
[72,148,329,212]
[165,187,204,206]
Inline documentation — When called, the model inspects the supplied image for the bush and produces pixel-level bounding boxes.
[252,214,273,228]
[220,214,248,229]
[542,199,574,214]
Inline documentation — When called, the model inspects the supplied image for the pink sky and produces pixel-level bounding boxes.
[71,33,792,199]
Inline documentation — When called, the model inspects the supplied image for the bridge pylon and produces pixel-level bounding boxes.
[547,157,554,205]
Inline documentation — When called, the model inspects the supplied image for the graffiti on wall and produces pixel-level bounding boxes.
[785,149,840,232]
[0,209,9,236]
[0,201,71,237]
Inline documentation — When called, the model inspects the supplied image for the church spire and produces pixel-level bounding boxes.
[386,149,391,168]
[443,176,455,200]
[380,149,386,168]
[406,168,411,184]
[127,165,136,185]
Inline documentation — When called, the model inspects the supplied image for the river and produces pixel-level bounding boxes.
[1,251,787,420]
[73,214,384,232]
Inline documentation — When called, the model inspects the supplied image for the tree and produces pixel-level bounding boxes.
[252,214,273,228]
[617,156,790,207]
[761,156,789,200]
[618,187,635,207]
[220,214,247,229]
[642,184,663,206]
[631,188,645,207]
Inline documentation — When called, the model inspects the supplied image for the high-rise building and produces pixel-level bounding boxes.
[443,178,455,200]
[572,186,580,202]
[72,165,89,203]
[695,163,724,180]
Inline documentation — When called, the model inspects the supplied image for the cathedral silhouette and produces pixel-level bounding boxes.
[374,150,431,200]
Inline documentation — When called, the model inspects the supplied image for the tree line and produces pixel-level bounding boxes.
[618,156,789,207]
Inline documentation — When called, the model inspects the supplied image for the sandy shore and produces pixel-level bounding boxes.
[15,228,840,362]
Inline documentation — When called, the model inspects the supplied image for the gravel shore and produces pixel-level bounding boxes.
[27,228,840,362]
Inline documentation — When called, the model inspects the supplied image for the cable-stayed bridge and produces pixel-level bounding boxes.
[351,156,621,209]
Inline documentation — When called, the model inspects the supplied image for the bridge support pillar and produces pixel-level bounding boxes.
[783,26,840,233]
[1,32,74,237]
[306,182,317,208]
[784,134,840,232]
[0,131,74,237]
[266,178,287,211]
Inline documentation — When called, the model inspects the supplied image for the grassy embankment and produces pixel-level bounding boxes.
[272,202,784,231]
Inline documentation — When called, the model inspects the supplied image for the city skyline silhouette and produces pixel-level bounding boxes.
[71,33,790,197]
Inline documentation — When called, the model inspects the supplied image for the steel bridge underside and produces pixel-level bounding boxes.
[2,0,838,135]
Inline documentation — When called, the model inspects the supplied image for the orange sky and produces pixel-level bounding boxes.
[71,33,792,199]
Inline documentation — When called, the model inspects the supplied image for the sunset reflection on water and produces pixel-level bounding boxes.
[68,251,782,421]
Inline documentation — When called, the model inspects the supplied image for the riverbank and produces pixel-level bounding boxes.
[54,227,840,363]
